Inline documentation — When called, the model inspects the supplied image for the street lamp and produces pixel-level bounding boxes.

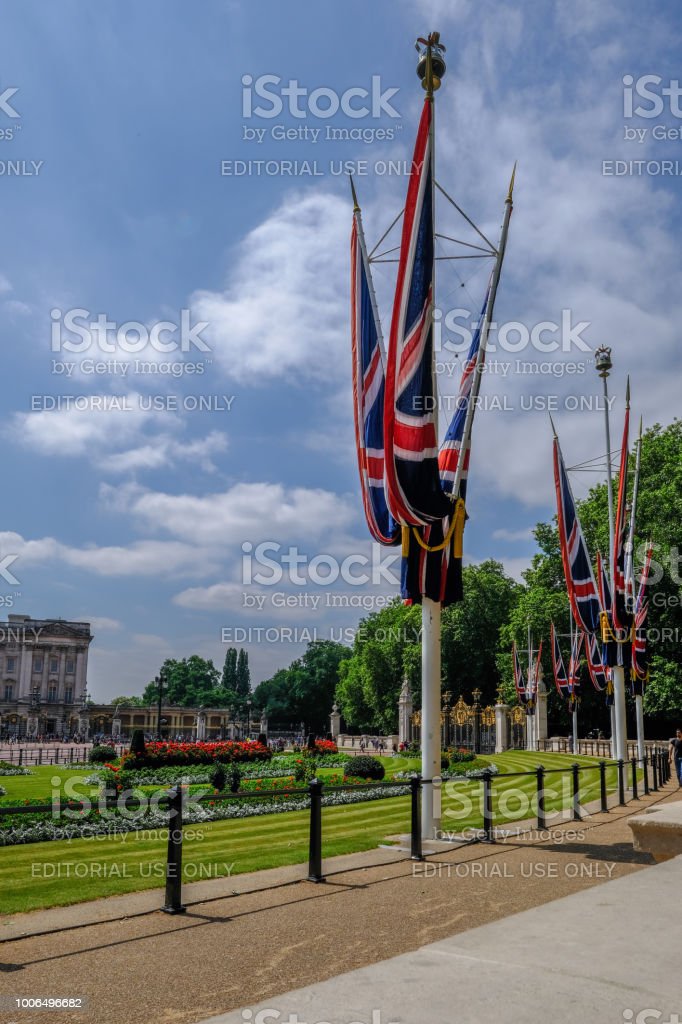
[156,671,166,740]
[594,346,627,763]
[246,699,252,739]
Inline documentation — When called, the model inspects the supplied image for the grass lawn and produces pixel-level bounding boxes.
[0,752,629,915]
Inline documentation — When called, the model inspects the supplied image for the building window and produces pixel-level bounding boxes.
[49,658,58,673]
[3,683,12,701]
[33,657,43,673]
[6,657,15,673]
[64,687,73,704]
[66,658,75,674]
[48,685,57,702]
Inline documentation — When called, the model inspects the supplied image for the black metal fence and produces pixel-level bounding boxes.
[0,745,128,766]
[0,750,672,916]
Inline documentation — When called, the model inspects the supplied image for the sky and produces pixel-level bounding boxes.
[0,0,680,701]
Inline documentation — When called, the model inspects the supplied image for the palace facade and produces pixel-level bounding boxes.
[0,615,92,738]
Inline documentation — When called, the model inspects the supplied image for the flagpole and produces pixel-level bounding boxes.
[595,348,627,763]
[420,33,443,840]
[628,418,645,766]
[450,166,515,503]
[569,616,578,755]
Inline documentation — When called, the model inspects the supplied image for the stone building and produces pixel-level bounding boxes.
[0,614,92,738]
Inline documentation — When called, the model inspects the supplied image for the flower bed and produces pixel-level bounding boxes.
[86,752,351,788]
[120,739,272,769]
[0,764,33,777]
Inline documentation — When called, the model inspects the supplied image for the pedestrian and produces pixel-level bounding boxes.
[669,728,682,787]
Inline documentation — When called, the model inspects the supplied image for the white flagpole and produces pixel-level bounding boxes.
[628,418,645,766]
[421,36,442,840]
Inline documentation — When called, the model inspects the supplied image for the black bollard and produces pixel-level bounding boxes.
[482,770,494,843]
[410,776,423,861]
[618,759,625,805]
[307,779,324,882]
[599,761,608,813]
[162,787,186,914]
[643,755,649,796]
[631,758,639,800]
[571,763,581,821]
[536,766,546,830]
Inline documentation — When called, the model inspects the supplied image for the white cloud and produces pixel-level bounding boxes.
[191,192,349,383]
[106,480,358,548]
[100,430,228,474]
[492,527,534,542]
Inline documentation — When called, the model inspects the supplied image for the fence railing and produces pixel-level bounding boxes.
[0,749,672,916]
[537,738,664,758]
[0,745,128,766]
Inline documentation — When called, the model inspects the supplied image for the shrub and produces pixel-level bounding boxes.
[441,753,450,771]
[344,755,385,781]
[129,730,146,757]
[293,754,317,785]
[89,745,117,764]
[0,785,5,797]
[210,764,226,792]
[449,748,476,765]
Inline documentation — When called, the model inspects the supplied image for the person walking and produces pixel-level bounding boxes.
[669,728,682,787]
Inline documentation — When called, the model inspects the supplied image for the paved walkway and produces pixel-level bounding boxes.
[0,781,678,1024]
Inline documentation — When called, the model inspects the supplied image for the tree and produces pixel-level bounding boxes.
[142,656,223,707]
[336,561,520,733]
[253,640,351,732]
[235,649,251,697]
[111,695,147,707]
[221,648,238,691]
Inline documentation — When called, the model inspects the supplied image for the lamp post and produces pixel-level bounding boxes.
[595,346,627,763]
[471,688,482,755]
[156,671,166,740]
[246,699,252,739]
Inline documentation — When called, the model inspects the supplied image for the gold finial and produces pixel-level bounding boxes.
[349,174,360,213]
[506,161,517,204]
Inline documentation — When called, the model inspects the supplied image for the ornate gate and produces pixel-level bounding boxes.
[410,693,497,754]
[507,705,526,750]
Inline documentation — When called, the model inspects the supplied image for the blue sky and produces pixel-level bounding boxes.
[0,0,680,699]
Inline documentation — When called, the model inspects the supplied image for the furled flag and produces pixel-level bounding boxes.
[586,632,610,695]
[350,183,400,547]
[399,293,490,606]
[553,433,602,634]
[384,96,453,527]
[597,549,619,672]
[512,641,527,704]
[612,394,632,637]
[631,542,653,693]
[438,289,491,499]
[567,630,584,702]
[551,623,569,698]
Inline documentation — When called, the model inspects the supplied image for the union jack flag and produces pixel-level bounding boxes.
[586,632,610,694]
[438,289,491,499]
[351,197,399,547]
[612,403,632,635]
[551,623,569,698]
[553,435,601,634]
[512,641,527,704]
[384,97,453,527]
[631,542,653,693]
